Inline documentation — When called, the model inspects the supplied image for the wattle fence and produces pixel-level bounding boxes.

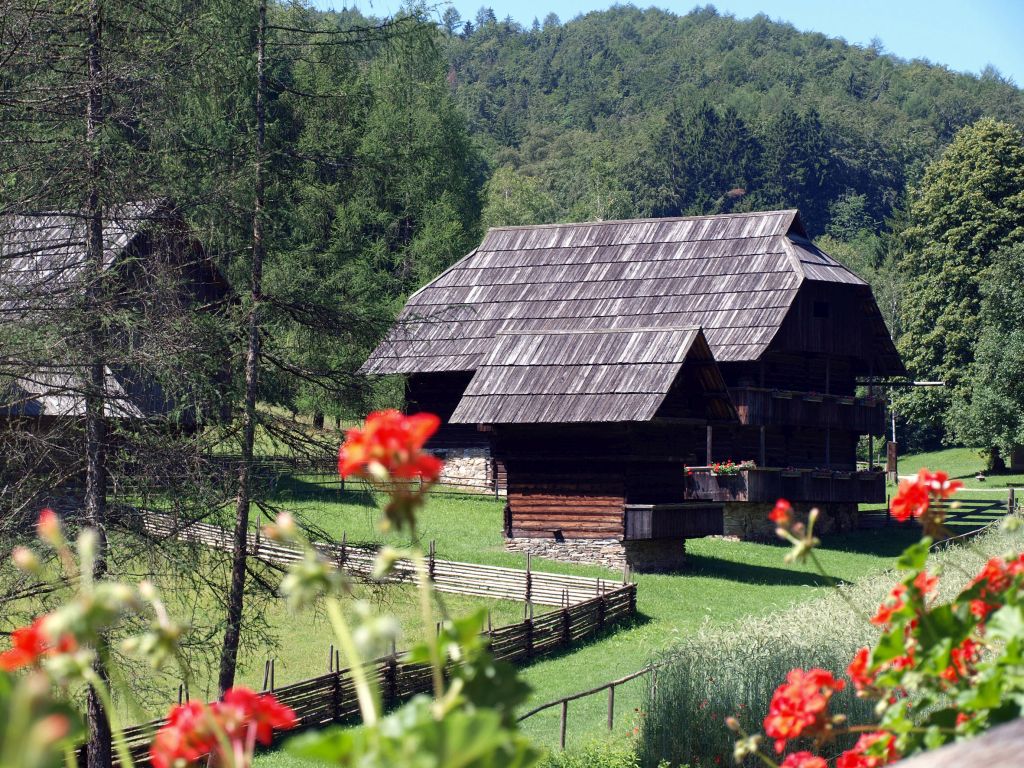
[86,515,637,766]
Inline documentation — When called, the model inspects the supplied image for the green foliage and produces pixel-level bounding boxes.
[444,5,1024,233]
[949,244,1024,459]
[481,167,557,228]
[537,738,642,768]
[895,118,1024,435]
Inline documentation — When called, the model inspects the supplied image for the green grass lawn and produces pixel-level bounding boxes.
[897,446,1024,488]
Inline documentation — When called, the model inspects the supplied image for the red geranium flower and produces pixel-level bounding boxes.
[847,646,874,691]
[871,585,907,626]
[941,638,979,683]
[0,616,77,671]
[338,410,443,483]
[890,479,929,522]
[966,556,1017,620]
[913,570,938,595]
[764,668,845,753]
[150,688,296,768]
[770,499,793,526]
[836,731,898,768]
[781,752,828,768]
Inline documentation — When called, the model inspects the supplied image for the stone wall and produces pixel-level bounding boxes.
[722,501,859,540]
[504,535,686,572]
[435,448,502,494]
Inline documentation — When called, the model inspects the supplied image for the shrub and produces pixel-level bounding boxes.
[538,737,642,768]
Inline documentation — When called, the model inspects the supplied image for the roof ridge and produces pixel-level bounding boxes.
[494,325,702,337]
[484,209,799,233]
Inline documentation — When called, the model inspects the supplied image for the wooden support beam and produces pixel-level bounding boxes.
[706,425,713,465]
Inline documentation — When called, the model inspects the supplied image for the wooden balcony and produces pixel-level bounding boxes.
[728,387,885,433]
[683,467,886,504]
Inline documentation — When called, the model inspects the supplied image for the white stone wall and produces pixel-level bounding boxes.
[434,447,504,495]
[505,536,686,572]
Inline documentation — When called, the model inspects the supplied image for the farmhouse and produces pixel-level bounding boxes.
[0,199,230,425]
[362,210,905,569]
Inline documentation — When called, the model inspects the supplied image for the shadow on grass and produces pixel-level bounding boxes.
[269,474,376,506]
[679,554,837,587]
[816,527,923,557]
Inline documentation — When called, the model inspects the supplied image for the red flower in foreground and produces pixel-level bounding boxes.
[338,410,443,483]
[37,508,61,544]
[966,556,1018,620]
[764,668,845,753]
[150,688,296,768]
[781,752,828,768]
[0,616,77,672]
[890,469,963,523]
[871,585,907,627]
[770,499,793,526]
[847,646,874,691]
[836,731,898,768]
[941,637,979,683]
[912,570,938,596]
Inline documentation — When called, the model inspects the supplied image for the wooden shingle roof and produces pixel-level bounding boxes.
[362,209,868,375]
[449,327,732,424]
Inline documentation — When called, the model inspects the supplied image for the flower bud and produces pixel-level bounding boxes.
[37,509,62,546]
[138,580,157,602]
[12,546,40,573]
[30,713,70,743]
[724,716,741,732]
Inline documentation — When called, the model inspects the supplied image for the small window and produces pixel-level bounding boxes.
[813,301,830,318]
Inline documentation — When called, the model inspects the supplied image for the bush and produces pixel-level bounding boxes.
[637,525,1024,768]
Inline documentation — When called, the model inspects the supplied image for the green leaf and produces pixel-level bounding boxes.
[987,605,1024,644]
[896,540,931,571]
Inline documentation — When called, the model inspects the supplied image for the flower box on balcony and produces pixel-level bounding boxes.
[771,390,793,399]
[780,469,803,478]
[811,470,832,479]
[803,394,823,403]
[837,396,855,406]
[833,471,853,480]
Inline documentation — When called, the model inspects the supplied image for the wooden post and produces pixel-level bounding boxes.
[428,540,436,582]
[559,700,568,750]
[262,660,270,691]
[597,589,606,631]
[706,425,713,465]
[525,552,533,609]
[759,425,766,467]
[607,684,615,731]
[561,603,571,647]
[178,684,184,705]
[328,644,334,672]
[270,658,275,691]
[487,609,492,634]
[1009,487,1016,516]
[869,432,874,471]
[331,662,341,721]
[340,532,347,570]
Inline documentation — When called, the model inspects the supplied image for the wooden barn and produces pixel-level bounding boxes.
[0,199,231,426]
[362,210,904,569]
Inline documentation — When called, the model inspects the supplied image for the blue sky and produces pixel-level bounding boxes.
[308,0,1024,85]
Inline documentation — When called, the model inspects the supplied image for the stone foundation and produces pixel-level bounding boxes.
[723,501,859,540]
[504,536,686,572]
[434,448,500,494]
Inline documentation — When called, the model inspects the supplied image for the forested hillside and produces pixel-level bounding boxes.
[441,4,1024,234]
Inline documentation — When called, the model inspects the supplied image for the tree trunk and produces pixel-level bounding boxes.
[84,1,112,765]
[989,447,1006,474]
[218,0,266,697]
[312,411,324,430]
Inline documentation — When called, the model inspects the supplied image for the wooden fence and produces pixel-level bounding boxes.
[91,582,636,766]
[141,513,624,607]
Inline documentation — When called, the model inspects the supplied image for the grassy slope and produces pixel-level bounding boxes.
[898,447,1024,488]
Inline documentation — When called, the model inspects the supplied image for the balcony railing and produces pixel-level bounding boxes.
[727,387,886,433]
[683,467,886,504]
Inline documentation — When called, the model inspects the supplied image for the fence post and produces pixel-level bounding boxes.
[597,589,606,631]
[340,532,347,570]
[331,664,341,722]
[1010,487,1016,516]
[561,601,571,647]
[560,700,568,750]
[328,644,334,672]
[384,646,399,709]
[428,540,436,581]
[607,684,615,731]
[262,660,270,691]
[525,553,532,606]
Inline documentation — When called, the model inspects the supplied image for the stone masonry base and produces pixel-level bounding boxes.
[504,536,687,572]
[723,501,859,540]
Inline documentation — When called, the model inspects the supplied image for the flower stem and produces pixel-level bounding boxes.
[325,596,379,726]
[413,550,445,702]
[807,549,869,621]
